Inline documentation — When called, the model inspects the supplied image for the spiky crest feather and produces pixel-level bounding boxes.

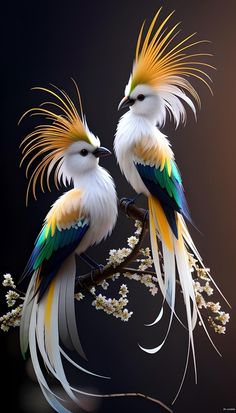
[125,8,215,126]
[19,81,99,204]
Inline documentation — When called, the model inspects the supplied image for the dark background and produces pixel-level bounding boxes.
[1,1,236,412]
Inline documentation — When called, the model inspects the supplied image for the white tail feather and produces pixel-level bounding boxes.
[142,197,225,402]
[21,254,109,413]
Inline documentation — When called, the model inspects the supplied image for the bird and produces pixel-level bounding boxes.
[19,82,118,413]
[114,7,228,392]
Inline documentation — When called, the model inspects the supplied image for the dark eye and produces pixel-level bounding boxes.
[80,149,88,156]
[137,94,145,101]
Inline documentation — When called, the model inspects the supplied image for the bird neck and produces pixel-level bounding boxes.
[116,110,166,149]
[72,166,105,190]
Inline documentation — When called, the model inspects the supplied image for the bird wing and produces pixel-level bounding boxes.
[21,188,89,288]
[135,158,192,237]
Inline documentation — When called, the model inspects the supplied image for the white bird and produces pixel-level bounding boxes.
[19,83,118,413]
[114,8,228,398]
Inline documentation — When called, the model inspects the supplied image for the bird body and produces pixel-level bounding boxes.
[115,110,174,197]
[19,84,117,412]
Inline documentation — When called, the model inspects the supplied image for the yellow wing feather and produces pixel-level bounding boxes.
[45,188,84,237]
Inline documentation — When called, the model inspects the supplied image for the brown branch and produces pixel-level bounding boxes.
[75,199,149,293]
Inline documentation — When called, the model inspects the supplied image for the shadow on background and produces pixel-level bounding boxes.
[1,1,236,412]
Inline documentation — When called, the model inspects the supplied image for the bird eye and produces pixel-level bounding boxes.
[137,94,145,101]
[80,149,88,156]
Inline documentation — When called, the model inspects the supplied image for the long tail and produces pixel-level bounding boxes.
[140,196,225,389]
[20,255,109,413]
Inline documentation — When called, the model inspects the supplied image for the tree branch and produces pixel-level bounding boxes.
[75,199,149,293]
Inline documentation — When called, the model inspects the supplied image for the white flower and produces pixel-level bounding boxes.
[215,312,230,325]
[149,286,158,296]
[90,287,96,295]
[75,292,85,301]
[108,248,131,266]
[2,273,16,289]
[214,324,226,334]
[203,281,213,296]
[195,293,206,309]
[193,281,204,293]
[127,236,138,248]
[0,304,23,331]
[207,301,221,313]
[119,284,129,297]
[111,273,120,281]
[5,290,20,307]
[197,268,210,280]
[121,309,133,322]
[1,324,9,332]
[123,272,141,281]
[188,254,198,268]
[100,280,109,290]
[134,220,142,235]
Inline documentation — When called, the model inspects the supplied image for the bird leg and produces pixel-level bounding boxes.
[120,194,142,215]
[79,253,103,270]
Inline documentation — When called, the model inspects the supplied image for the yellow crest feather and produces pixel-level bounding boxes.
[128,8,215,100]
[19,81,95,205]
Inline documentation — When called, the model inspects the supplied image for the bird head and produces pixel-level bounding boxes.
[118,8,214,127]
[19,81,111,204]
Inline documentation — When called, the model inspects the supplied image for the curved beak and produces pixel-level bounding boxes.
[118,96,135,111]
[93,146,111,158]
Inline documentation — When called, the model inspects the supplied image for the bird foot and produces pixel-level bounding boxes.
[120,197,136,215]
[90,265,104,284]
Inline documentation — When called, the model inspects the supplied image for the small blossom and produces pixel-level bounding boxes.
[111,273,120,281]
[108,248,131,266]
[193,281,204,293]
[149,286,158,296]
[123,272,141,281]
[197,268,210,280]
[1,324,10,332]
[90,287,96,295]
[207,301,221,313]
[203,281,213,296]
[100,280,109,290]
[215,312,230,325]
[5,290,20,307]
[0,305,23,331]
[195,293,206,309]
[120,308,133,322]
[127,236,138,248]
[75,292,85,301]
[188,254,198,268]
[119,284,129,297]
[214,324,226,334]
[2,273,16,289]
[134,220,142,235]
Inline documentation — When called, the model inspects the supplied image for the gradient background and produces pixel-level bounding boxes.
[1,1,236,412]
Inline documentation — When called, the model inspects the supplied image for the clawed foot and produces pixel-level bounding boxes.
[120,197,135,214]
[90,265,104,284]
[120,194,142,215]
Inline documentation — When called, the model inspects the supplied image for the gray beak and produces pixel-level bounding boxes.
[93,146,111,158]
[118,96,135,111]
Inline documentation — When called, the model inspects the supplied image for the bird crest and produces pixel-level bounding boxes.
[19,81,98,204]
[125,8,215,111]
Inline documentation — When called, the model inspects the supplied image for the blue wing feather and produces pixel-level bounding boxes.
[135,161,192,238]
[20,220,89,297]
